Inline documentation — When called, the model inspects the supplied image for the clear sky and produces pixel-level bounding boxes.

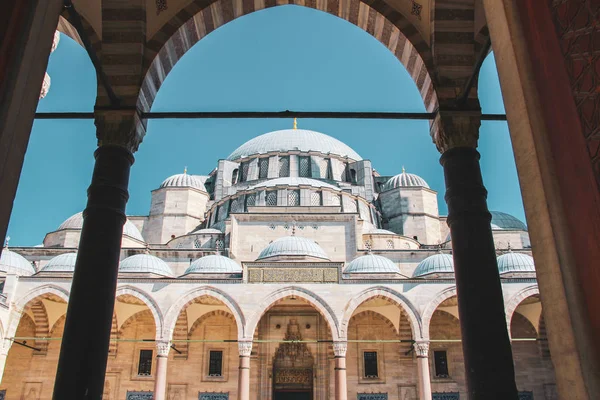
[7,5,522,246]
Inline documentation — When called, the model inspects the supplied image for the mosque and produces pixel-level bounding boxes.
[0,124,554,400]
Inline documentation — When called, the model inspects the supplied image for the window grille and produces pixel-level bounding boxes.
[434,350,449,378]
[363,351,378,378]
[208,350,223,376]
[518,392,534,400]
[194,239,202,249]
[432,394,459,400]
[230,197,243,213]
[311,191,321,206]
[357,395,387,400]
[245,193,256,208]
[215,239,224,251]
[199,393,229,400]
[266,191,278,206]
[386,240,394,249]
[278,157,289,177]
[240,162,249,182]
[126,392,153,400]
[259,158,269,179]
[288,190,300,206]
[331,194,341,206]
[299,156,311,177]
[138,349,153,376]
[218,201,230,221]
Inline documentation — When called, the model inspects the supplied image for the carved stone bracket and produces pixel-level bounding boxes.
[413,341,430,358]
[238,341,253,357]
[333,341,348,357]
[95,108,146,153]
[156,340,171,357]
[430,109,481,153]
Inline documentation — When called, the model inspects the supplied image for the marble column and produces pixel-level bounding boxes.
[238,341,252,400]
[154,340,171,400]
[53,110,144,399]
[414,341,432,400]
[433,110,518,399]
[333,341,348,400]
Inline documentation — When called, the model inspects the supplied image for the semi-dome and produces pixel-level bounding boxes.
[257,236,329,260]
[344,254,400,274]
[58,212,145,242]
[190,228,224,235]
[160,173,206,191]
[42,252,77,272]
[490,211,527,231]
[497,252,535,274]
[249,177,341,191]
[0,249,35,276]
[382,169,429,190]
[119,254,173,277]
[185,255,242,274]
[367,229,397,235]
[227,129,362,161]
[413,253,454,277]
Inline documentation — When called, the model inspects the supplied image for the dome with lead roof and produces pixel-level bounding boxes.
[413,253,454,277]
[344,254,400,274]
[490,211,527,231]
[42,252,77,272]
[58,212,145,242]
[497,252,535,274]
[184,255,242,274]
[249,177,341,191]
[382,169,429,190]
[257,236,329,260]
[160,172,206,191]
[0,248,35,276]
[119,254,173,277]
[227,129,361,161]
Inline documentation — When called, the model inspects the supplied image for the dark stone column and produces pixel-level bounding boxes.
[440,145,518,400]
[53,144,134,400]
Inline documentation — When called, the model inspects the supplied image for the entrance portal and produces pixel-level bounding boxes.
[272,319,314,400]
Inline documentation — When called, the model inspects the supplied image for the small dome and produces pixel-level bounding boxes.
[344,254,400,274]
[119,254,173,277]
[0,249,35,276]
[227,129,362,161]
[160,173,207,191]
[185,255,242,274]
[382,170,429,190]
[413,253,454,277]
[190,228,224,235]
[497,252,535,274]
[490,211,527,231]
[257,236,329,260]
[42,252,77,272]
[58,212,145,242]
[249,177,341,191]
[367,229,397,235]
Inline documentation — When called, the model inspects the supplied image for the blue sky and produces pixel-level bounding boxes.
[8,5,521,245]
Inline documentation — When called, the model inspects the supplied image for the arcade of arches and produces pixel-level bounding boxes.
[1,0,600,399]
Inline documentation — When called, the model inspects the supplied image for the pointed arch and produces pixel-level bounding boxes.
[421,286,457,339]
[172,310,189,358]
[340,286,422,340]
[139,1,437,112]
[164,286,245,340]
[349,310,399,336]
[505,285,540,331]
[115,286,164,338]
[245,286,339,341]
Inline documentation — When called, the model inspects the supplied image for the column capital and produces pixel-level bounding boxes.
[238,340,253,357]
[430,108,481,153]
[413,341,430,358]
[94,108,146,153]
[333,341,348,357]
[156,340,171,357]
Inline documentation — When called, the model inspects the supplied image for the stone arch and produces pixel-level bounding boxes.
[164,286,245,340]
[119,309,155,336]
[340,286,422,340]
[55,13,102,53]
[30,300,50,354]
[171,310,188,358]
[115,286,164,338]
[505,285,540,330]
[139,0,437,112]
[349,310,399,336]
[422,286,457,339]
[188,310,236,337]
[245,286,339,341]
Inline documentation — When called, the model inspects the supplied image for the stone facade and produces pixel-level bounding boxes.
[0,128,554,399]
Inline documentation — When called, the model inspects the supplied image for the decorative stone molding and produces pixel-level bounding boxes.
[422,286,458,338]
[116,286,164,339]
[156,340,171,357]
[413,341,430,358]
[333,341,347,357]
[504,285,540,332]
[95,109,147,153]
[238,341,253,357]
[430,109,481,153]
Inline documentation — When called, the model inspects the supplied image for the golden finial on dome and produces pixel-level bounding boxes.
[293,118,297,130]
[402,165,406,173]
[184,166,188,174]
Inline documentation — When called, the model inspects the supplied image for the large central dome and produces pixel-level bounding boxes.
[227,129,362,161]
